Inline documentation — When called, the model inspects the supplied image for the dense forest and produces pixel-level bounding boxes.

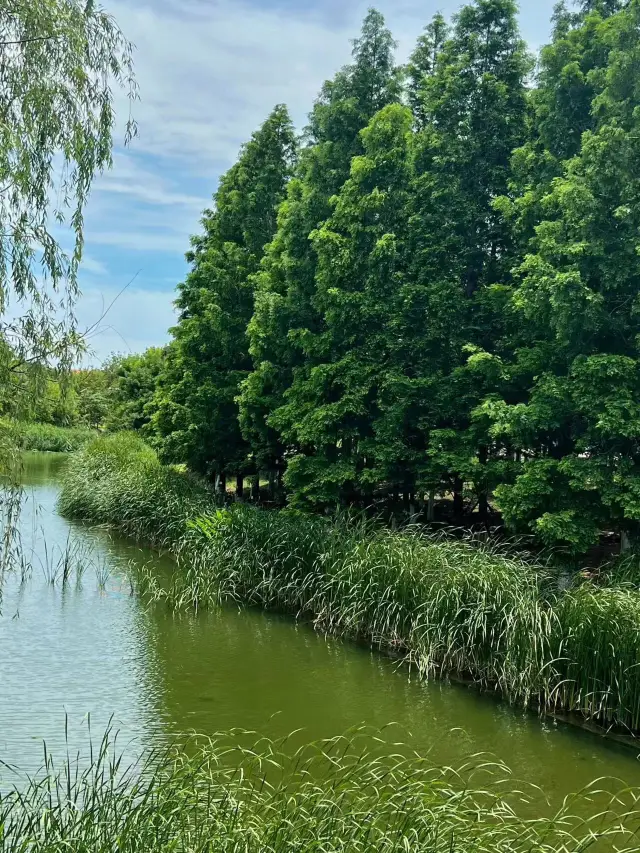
[13,0,640,558]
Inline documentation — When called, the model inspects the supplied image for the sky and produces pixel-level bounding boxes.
[72,0,559,364]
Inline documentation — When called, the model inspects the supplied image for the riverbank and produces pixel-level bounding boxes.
[59,433,640,735]
[2,420,96,453]
[3,729,638,852]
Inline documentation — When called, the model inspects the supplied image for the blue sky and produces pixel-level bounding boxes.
[74,0,559,364]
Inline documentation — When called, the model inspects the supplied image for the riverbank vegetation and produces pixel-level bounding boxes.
[0,349,165,436]
[1,728,639,852]
[60,433,640,734]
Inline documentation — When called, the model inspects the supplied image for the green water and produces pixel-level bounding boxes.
[1,452,640,805]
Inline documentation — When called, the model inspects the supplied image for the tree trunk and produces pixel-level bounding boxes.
[219,473,227,497]
[453,478,464,519]
[427,490,436,522]
[478,446,489,522]
[268,470,276,499]
[252,473,260,502]
[621,526,640,554]
[236,474,244,500]
[478,493,489,522]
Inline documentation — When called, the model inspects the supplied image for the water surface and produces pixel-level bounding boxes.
[1,452,639,805]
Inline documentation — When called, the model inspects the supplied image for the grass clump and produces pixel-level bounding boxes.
[58,432,215,549]
[551,585,640,731]
[2,729,639,852]
[3,420,96,452]
[59,434,640,733]
[185,509,552,708]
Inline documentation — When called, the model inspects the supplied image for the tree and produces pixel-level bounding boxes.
[271,104,414,507]
[484,0,640,553]
[152,106,296,486]
[69,368,106,428]
[0,0,136,396]
[104,349,165,433]
[406,14,448,128]
[239,8,401,476]
[398,0,532,518]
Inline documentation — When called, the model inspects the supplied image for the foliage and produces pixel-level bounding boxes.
[0,0,137,396]
[151,106,296,480]
[3,728,639,852]
[272,103,415,506]
[104,348,166,433]
[485,0,640,552]
[72,368,110,429]
[238,9,401,474]
[119,0,640,555]
[60,434,640,733]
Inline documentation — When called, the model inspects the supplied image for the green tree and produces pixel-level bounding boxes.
[239,9,401,476]
[104,349,165,433]
[398,0,531,518]
[152,106,296,488]
[484,0,640,553]
[406,13,448,128]
[271,104,414,507]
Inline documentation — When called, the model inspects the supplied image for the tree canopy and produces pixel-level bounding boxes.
[128,0,640,555]
[151,105,296,483]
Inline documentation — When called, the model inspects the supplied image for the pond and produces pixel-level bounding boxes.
[1,451,639,807]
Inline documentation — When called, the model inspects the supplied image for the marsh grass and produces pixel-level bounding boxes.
[3,420,96,453]
[58,432,215,550]
[59,434,640,733]
[1,726,639,852]
[37,535,98,587]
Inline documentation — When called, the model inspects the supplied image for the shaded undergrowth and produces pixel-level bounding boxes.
[59,433,640,734]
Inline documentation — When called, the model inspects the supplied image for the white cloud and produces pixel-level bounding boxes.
[106,0,557,170]
[77,284,176,364]
[87,229,189,254]
[80,255,108,277]
[107,0,351,167]
[95,151,207,210]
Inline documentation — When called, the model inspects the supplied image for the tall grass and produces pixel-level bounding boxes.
[59,434,640,733]
[3,420,96,452]
[2,728,639,851]
[58,432,216,549]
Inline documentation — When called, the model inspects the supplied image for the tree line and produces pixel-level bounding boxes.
[141,0,639,556]
[0,346,164,433]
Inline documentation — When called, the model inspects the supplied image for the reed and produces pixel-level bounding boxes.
[58,434,640,733]
[3,420,97,453]
[1,728,639,852]
[58,432,214,549]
